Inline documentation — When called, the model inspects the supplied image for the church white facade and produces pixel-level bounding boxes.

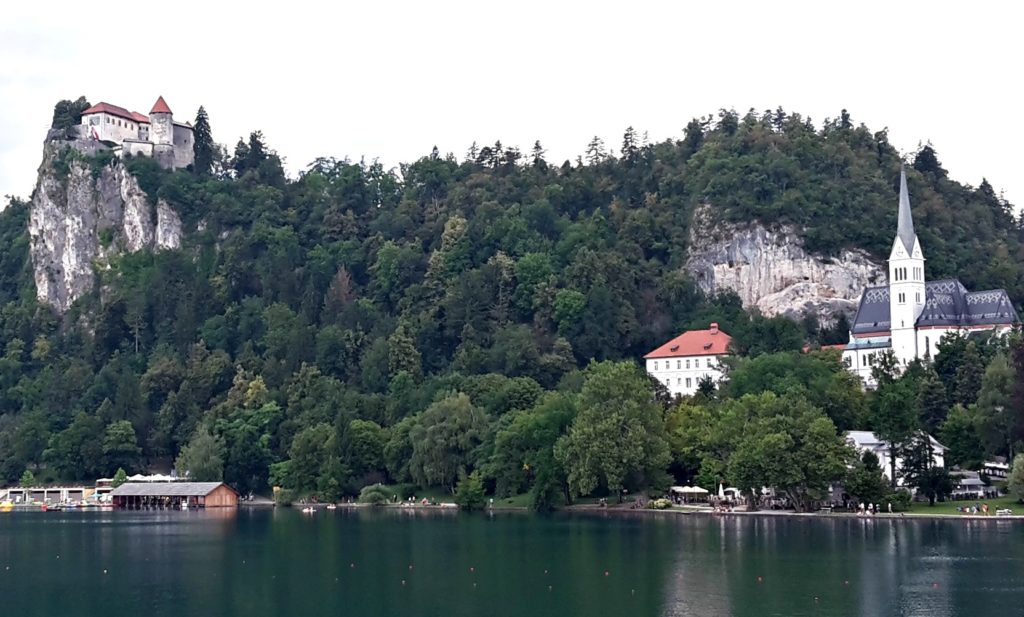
[841,169,1018,385]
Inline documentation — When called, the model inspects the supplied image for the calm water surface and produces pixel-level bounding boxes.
[1,508,1021,616]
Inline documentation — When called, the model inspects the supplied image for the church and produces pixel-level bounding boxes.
[841,169,1019,385]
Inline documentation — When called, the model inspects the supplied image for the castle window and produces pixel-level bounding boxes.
[676,360,681,369]
[654,361,658,371]
[686,378,692,388]
[677,378,681,385]
[707,358,713,368]
[686,359,691,369]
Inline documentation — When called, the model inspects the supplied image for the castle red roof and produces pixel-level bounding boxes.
[150,96,172,114]
[131,111,150,124]
[81,102,139,123]
[644,324,732,359]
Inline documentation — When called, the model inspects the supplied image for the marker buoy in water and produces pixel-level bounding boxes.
[757,576,763,583]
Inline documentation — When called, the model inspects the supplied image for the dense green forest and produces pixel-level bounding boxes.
[1,104,1022,509]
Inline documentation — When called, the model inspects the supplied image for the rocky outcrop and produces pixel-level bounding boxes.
[684,205,885,323]
[28,141,183,313]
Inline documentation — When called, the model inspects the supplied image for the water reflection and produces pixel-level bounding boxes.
[2,509,1023,616]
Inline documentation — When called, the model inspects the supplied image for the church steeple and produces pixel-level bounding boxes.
[896,166,917,255]
[888,165,926,365]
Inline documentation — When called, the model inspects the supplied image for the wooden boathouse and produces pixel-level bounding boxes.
[110,482,238,509]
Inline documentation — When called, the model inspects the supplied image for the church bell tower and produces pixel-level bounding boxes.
[888,167,926,365]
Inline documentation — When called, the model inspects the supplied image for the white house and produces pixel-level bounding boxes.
[841,168,1019,386]
[846,430,946,486]
[78,96,194,170]
[643,323,731,397]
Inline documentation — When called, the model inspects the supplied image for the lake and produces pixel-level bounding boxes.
[0,508,1021,616]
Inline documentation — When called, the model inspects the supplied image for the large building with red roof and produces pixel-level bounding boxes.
[78,96,194,170]
[643,323,731,397]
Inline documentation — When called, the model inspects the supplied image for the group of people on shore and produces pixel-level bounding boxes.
[856,502,892,516]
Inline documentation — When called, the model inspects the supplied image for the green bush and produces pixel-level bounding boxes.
[274,489,297,506]
[359,484,391,506]
[885,490,912,512]
[647,498,672,510]
[454,471,486,511]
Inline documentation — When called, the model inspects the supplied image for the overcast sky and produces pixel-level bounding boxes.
[2,1,1021,210]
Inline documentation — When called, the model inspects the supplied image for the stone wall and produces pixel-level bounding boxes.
[684,204,885,324]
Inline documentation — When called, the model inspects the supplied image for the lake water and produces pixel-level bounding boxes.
[1,508,1021,616]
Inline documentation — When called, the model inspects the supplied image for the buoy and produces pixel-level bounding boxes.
[932,583,939,589]
[814,597,819,603]
[604,570,610,577]
[757,576,763,583]
[544,569,548,574]
[548,585,553,591]
[844,580,849,585]
[103,569,108,574]
[470,567,475,572]
[401,579,406,586]
[473,583,477,588]
[409,565,414,571]
[350,563,355,568]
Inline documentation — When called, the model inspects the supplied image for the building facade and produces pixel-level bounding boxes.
[79,96,194,170]
[643,323,731,397]
[846,430,946,485]
[841,169,1018,386]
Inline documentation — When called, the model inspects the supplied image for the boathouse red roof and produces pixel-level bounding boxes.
[644,323,732,359]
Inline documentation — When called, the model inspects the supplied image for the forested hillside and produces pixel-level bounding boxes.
[1,106,1021,507]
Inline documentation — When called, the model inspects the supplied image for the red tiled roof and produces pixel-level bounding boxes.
[150,96,172,114]
[820,344,846,351]
[644,324,732,359]
[81,102,145,123]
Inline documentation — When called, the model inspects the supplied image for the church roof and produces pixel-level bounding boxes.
[895,167,917,255]
[644,324,731,358]
[150,96,172,114]
[850,279,1019,335]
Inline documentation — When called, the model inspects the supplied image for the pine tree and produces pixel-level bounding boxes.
[192,106,215,175]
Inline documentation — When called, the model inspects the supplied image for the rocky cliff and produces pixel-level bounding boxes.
[684,205,885,323]
[29,140,183,313]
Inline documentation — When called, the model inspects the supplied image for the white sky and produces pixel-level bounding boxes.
[2,1,1021,210]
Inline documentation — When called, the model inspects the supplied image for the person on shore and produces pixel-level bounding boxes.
[887,502,892,514]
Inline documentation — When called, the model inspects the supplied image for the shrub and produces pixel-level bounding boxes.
[885,490,912,512]
[359,484,391,506]
[647,498,672,510]
[274,488,297,506]
[454,471,486,511]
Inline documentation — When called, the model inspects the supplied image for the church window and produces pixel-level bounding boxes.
[916,292,921,303]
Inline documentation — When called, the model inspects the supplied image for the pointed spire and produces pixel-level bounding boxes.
[150,96,172,115]
[896,166,916,254]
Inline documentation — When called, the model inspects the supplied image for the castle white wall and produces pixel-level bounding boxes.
[172,125,195,169]
[645,355,726,397]
[82,113,143,143]
[149,113,173,146]
[121,140,153,158]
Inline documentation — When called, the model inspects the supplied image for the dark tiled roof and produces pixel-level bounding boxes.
[851,278,1019,334]
[110,482,232,497]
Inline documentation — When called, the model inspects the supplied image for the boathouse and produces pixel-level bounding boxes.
[111,482,238,509]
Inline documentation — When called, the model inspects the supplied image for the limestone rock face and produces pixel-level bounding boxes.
[28,143,185,313]
[684,205,885,323]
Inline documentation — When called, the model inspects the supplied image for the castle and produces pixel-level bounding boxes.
[78,96,194,170]
[840,168,1019,385]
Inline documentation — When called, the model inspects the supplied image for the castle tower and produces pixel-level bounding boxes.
[888,167,926,364]
[149,96,174,146]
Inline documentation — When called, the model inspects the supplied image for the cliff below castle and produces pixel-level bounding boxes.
[29,140,182,313]
[684,205,886,323]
